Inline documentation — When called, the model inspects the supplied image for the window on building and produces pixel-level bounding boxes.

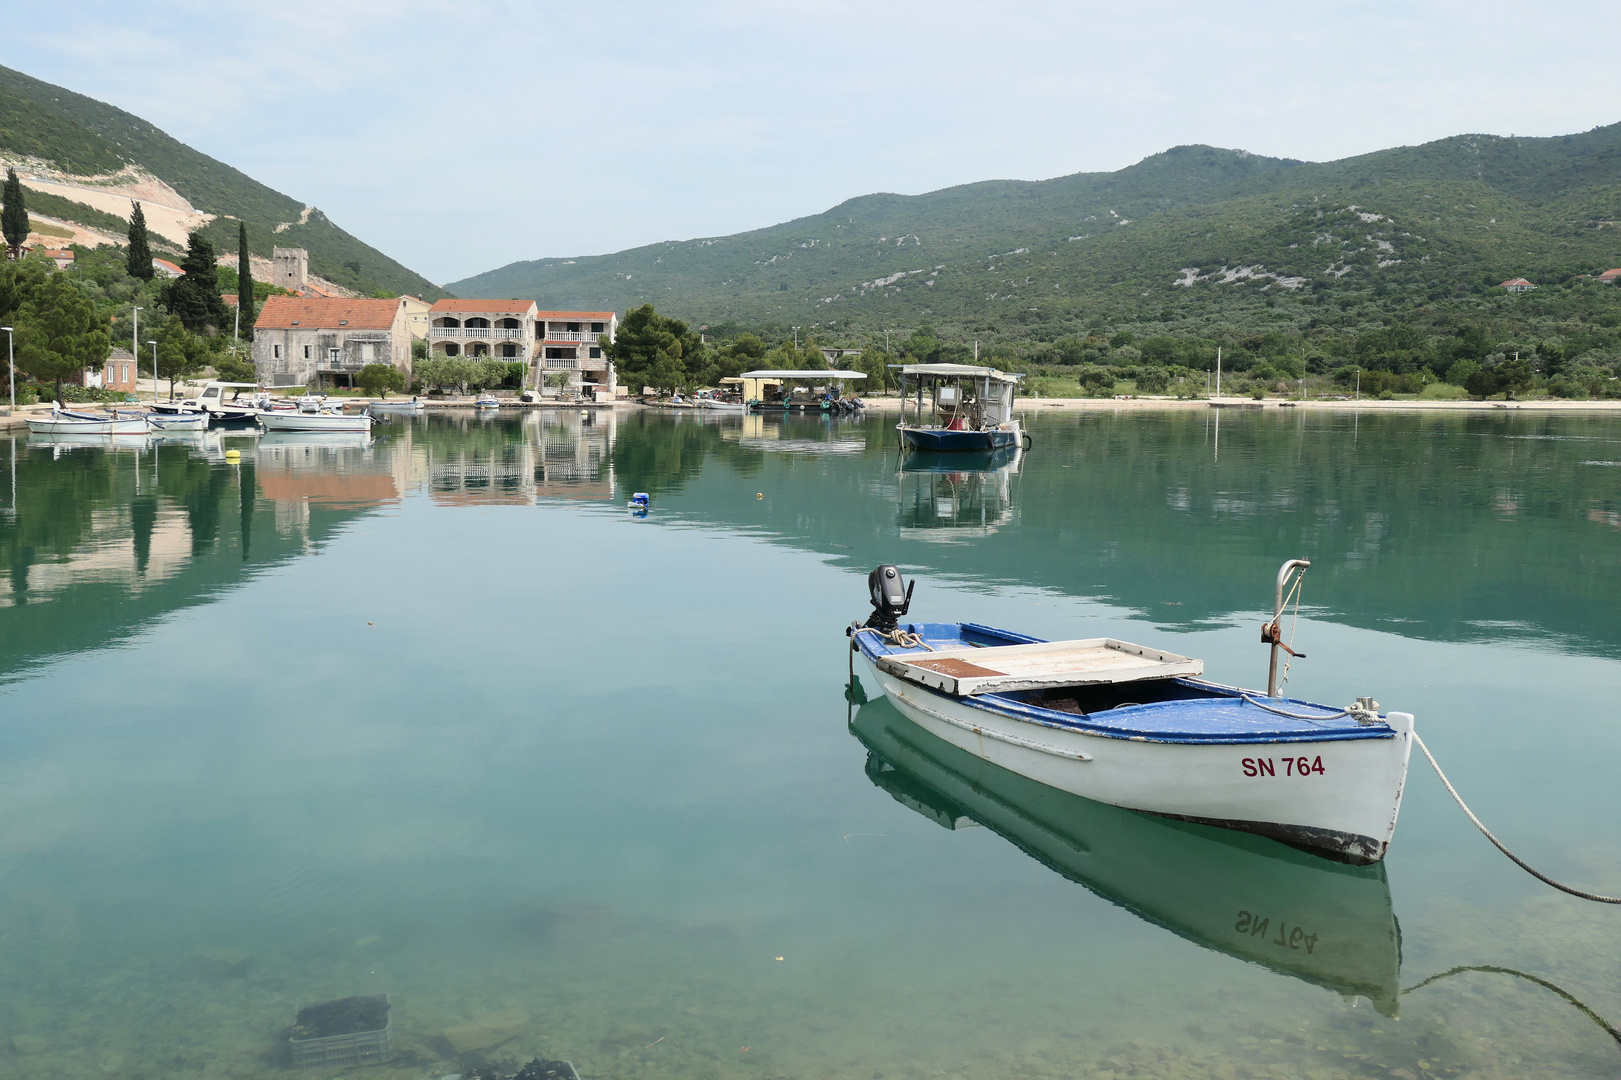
[566,322,581,333]
[361,343,375,362]
[589,347,602,359]
[545,347,578,360]
[274,345,282,359]
[590,322,604,333]
[304,345,311,360]
[329,349,340,364]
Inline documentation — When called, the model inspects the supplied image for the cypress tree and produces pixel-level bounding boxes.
[127,201,154,280]
[236,220,255,340]
[164,231,232,335]
[1,169,28,261]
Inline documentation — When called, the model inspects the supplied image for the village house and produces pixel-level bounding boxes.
[1500,277,1536,293]
[152,257,183,279]
[252,296,414,389]
[538,309,618,399]
[1598,269,1621,284]
[35,247,74,270]
[83,348,139,394]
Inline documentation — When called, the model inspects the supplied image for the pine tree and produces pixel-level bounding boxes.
[127,201,154,280]
[163,231,232,335]
[1,169,28,261]
[236,220,255,340]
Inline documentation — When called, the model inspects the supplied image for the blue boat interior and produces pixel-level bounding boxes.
[856,621,1395,745]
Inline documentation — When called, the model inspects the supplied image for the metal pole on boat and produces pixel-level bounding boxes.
[1267,559,1310,697]
[1215,347,1221,398]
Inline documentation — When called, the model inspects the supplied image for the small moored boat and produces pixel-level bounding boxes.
[26,407,149,435]
[145,410,209,431]
[368,397,425,414]
[847,560,1414,862]
[258,407,374,433]
[896,363,1025,452]
[474,393,501,410]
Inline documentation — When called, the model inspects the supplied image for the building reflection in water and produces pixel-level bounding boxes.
[420,410,618,505]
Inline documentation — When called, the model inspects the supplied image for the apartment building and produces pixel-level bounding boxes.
[538,310,618,399]
[428,299,539,364]
[253,296,415,388]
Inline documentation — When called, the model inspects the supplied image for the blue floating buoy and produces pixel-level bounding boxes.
[629,492,650,511]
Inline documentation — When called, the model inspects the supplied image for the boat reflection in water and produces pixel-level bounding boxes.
[848,697,1402,1014]
[898,445,1023,540]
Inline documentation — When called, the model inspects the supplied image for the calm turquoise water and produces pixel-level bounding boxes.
[2,407,1620,1080]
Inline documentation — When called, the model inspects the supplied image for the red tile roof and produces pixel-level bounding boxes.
[430,298,539,313]
[222,294,239,307]
[1598,269,1621,281]
[1499,277,1534,287]
[537,310,615,320]
[255,296,404,331]
[152,257,183,276]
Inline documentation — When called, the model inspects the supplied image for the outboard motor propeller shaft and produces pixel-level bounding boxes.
[864,564,913,632]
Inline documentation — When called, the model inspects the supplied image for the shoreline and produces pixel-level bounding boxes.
[857,395,1621,414]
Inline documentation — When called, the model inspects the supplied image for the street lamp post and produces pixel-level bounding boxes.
[1,326,12,413]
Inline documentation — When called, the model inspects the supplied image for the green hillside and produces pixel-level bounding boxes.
[0,64,444,299]
[449,128,1621,357]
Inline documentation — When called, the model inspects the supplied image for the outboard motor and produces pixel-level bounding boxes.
[864,564,913,632]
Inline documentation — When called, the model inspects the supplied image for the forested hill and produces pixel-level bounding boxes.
[449,125,1621,343]
[0,64,443,299]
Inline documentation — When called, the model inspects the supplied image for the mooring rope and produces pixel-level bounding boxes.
[1413,732,1621,904]
[1238,694,1355,723]
[851,626,934,652]
[1404,965,1621,1049]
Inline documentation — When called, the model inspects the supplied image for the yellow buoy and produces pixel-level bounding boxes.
[756,493,763,500]
[225,449,241,460]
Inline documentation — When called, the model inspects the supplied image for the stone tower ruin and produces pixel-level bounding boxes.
[272,247,309,290]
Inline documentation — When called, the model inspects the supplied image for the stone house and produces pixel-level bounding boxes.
[252,296,414,389]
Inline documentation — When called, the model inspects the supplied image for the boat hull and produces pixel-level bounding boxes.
[26,416,148,435]
[900,424,1021,452]
[257,412,374,433]
[855,654,1412,862]
[146,413,209,431]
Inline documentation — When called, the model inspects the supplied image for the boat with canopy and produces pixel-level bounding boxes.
[894,363,1026,452]
[737,370,867,413]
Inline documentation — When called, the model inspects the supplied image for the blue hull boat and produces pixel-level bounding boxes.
[900,426,1020,452]
[848,563,1415,862]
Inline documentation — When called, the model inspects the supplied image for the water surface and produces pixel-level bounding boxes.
[2,407,1619,1079]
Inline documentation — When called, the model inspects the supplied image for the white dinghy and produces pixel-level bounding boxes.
[847,560,1414,862]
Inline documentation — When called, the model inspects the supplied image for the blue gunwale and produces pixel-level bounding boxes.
[854,621,1395,746]
[900,426,1018,452]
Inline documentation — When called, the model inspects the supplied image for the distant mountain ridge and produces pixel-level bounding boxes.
[448,126,1621,337]
[0,64,444,299]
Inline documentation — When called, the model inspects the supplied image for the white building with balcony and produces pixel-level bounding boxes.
[538,309,618,399]
[429,299,540,366]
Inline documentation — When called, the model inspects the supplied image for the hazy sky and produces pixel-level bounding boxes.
[7,1,1621,284]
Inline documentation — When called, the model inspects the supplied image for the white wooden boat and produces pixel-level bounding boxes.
[257,409,374,433]
[26,408,149,435]
[367,398,425,414]
[474,394,501,410]
[848,561,1414,862]
[145,410,209,431]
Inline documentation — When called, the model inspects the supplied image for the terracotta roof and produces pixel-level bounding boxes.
[153,258,183,275]
[1598,268,1621,281]
[537,310,615,320]
[222,294,239,307]
[38,248,73,259]
[430,298,539,313]
[1499,277,1534,287]
[254,296,403,331]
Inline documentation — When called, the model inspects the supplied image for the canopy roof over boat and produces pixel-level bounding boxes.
[894,363,1023,383]
[737,370,867,380]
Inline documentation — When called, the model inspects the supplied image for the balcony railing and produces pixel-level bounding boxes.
[542,330,596,342]
[431,327,526,339]
[545,357,580,369]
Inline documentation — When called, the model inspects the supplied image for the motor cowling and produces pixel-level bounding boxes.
[864,564,913,632]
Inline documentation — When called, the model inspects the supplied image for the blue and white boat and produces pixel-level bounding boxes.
[25,407,149,435]
[145,409,209,431]
[847,560,1414,862]
[895,364,1026,452]
[474,393,501,410]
